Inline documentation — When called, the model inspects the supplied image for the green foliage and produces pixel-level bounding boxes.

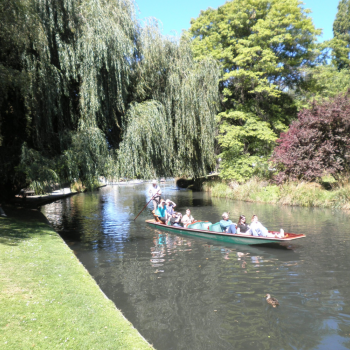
[118,26,219,179]
[250,184,280,203]
[0,0,219,197]
[203,177,281,202]
[71,180,85,193]
[15,145,59,194]
[188,0,320,181]
[203,178,350,210]
[217,110,278,181]
[17,125,115,193]
[296,65,350,109]
[332,0,350,70]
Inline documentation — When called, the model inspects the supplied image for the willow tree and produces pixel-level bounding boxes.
[117,24,219,179]
[188,0,320,181]
[0,0,219,196]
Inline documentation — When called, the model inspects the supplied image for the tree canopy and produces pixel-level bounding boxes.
[332,0,350,70]
[2,0,349,194]
[117,25,219,179]
[188,0,320,181]
[0,0,219,197]
[296,65,350,109]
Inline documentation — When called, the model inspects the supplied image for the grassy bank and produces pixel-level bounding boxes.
[203,178,350,210]
[0,208,153,349]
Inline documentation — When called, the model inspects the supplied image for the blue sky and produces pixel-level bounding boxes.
[136,0,338,42]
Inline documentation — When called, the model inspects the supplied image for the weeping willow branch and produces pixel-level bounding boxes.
[0,0,219,195]
[119,25,220,178]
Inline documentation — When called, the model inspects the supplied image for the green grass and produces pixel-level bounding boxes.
[203,178,350,210]
[0,208,153,350]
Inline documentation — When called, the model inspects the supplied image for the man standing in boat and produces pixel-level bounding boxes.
[149,180,162,213]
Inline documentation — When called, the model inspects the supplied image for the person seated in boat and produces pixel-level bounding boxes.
[169,212,183,227]
[249,215,284,238]
[236,215,250,234]
[155,199,167,224]
[220,212,237,234]
[165,199,176,221]
[181,209,194,227]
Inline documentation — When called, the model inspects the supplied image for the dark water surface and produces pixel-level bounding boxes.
[42,183,350,350]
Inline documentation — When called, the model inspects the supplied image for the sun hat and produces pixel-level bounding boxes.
[152,179,157,184]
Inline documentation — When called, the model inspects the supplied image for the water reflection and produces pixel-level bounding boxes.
[42,184,350,350]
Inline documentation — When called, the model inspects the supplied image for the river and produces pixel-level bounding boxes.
[42,182,350,350]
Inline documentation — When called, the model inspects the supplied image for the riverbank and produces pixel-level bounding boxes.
[0,208,153,349]
[203,178,350,210]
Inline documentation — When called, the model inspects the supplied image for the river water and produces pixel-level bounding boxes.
[42,182,350,350]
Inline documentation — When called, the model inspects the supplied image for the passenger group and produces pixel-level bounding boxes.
[149,180,284,238]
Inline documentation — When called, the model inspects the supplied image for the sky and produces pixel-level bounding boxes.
[136,0,339,42]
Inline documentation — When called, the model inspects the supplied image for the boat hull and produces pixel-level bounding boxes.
[146,220,305,245]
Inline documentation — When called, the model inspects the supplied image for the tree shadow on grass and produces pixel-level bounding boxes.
[0,206,53,246]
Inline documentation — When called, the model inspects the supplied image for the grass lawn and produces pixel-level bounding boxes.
[0,208,153,349]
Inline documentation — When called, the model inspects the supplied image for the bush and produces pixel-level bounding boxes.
[71,180,85,193]
[272,92,350,182]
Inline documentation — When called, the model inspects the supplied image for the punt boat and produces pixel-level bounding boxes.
[146,219,306,245]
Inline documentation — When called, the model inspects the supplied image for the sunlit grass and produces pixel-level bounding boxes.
[203,178,350,210]
[0,209,153,349]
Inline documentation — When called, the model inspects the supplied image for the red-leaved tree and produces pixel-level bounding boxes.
[271,92,350,182]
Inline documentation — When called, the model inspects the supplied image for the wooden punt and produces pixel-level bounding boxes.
[146,219,306,245]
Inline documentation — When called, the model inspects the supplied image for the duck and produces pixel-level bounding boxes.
[265,294,279,308]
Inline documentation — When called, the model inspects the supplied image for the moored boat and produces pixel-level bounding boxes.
[146,219,306,245]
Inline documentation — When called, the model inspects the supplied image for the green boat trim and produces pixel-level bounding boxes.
[146,219,306,245]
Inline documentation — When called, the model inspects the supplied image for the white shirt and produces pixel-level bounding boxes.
[181,214,194,225]
[149,185,161,197]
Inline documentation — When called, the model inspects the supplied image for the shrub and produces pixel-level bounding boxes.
[272,92,350,182]
[71,181,85,193]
